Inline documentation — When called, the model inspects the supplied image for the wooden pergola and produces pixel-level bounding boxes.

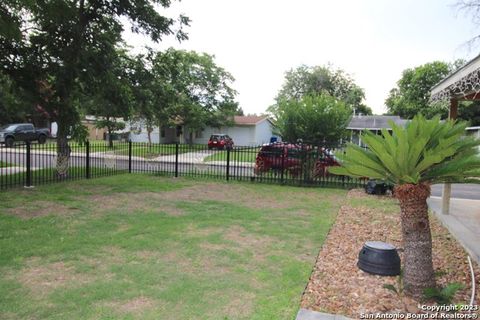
[430,54,480,214]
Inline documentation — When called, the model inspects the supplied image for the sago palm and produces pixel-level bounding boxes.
[330,115,480,296]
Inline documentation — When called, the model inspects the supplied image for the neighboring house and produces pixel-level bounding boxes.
[347,115,409,146]
[466,126,480,139]
[466,126,480,153]
[129,115,278,146]
[128,119,182,144]
[192,116,277,146]
[83,115,107,141]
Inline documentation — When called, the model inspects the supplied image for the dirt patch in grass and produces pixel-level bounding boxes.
[17,257,91,297]
[135,245,232,276]
[224,225,273,250]
[5,201,80,219]
[6,180,341,219]
[148,182,342,210]
[214,291,256,319]
[301,189,480,318]
[102,296,156,315]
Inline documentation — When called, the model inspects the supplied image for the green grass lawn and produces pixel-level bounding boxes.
[0,174,345,319]
[203,148,260,163]
[0,161,12,168]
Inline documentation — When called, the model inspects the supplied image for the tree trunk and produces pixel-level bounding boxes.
[108,128,113,148]
[147,126,152,146]
[188,131,193,146]
[56,126,71,179]
[394,183,435,297]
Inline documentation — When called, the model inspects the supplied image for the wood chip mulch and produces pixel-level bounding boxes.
[300,189,480,318]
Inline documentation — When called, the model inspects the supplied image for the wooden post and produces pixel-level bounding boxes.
[448,98,458,119]
[442,99,458,214]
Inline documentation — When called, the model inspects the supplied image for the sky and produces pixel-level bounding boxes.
[123,0,479,115]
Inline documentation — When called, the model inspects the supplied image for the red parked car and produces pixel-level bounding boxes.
[207,134,234,150]
[254,142,339,177]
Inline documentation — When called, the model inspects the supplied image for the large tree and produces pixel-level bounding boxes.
[274,94,352,147]
[0,71,32,124]
[331,115,480,296]
[83,49,134,147]
[147,48,238,144]
[125,53,157,144]
[0,0,189,176]
[385,60,477,121]
[273,64,372,116]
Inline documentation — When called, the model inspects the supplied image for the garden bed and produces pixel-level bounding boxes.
[301,189,480,318]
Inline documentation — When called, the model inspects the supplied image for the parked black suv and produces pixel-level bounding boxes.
[0,123,50,147]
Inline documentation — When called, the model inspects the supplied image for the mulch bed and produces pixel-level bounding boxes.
[301,189,480,318]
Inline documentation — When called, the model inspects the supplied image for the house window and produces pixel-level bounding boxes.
[195,130,203,138]
[160,126,166,138]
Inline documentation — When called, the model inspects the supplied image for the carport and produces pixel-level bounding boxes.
[430,54,480,215]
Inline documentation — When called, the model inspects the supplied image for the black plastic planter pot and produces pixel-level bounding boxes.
[357,241,401,276]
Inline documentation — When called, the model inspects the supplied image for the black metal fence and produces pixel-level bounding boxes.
[0,140,366,190]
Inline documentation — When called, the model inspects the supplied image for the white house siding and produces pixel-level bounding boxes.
[190,126,254,146]
[128,118,277,146]
[225,126,255,146]
[254,119,275,145]
[130,129,160,143]
[191,126,216,145]
[130,127,178,143]
[466,127,480,153]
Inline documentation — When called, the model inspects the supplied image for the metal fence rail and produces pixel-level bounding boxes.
[0,140,366,190]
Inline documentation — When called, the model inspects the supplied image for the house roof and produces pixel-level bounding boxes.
[234,115,269,125]
[347,115,408,130]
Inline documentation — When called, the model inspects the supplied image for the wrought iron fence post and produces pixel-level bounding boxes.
[25,141,32,188]
[128,140,132,173]
[302,148,307,186]
[226,147,230,181]
[175,143,179,177]
[280,148,285,184]
[86,140,90,179]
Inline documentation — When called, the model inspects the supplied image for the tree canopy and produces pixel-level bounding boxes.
[385,61,452,119]
[274,94,352,148]
[273,65,372,116]
[0,0,190,140]
[112,48,239,143]
[269,64,365,145]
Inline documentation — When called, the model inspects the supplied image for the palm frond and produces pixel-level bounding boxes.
[332,115,480,185]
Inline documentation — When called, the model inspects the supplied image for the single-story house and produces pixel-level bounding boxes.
[466,126,480,153]
[347,115,408,146]
[129,115,279,146]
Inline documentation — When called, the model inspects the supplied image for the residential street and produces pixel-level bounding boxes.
[0,147,255,177]
[431,183,480,200]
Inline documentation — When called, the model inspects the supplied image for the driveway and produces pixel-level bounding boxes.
[428,183,480,263]
[153,151,216,164]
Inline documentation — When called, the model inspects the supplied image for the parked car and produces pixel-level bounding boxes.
[254,142,339,177]
[208,134,234,150]
[0,123,50,147]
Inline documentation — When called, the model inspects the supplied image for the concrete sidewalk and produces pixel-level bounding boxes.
[154,151,215,164]
[296,308,352,320]
[428,197,480,264]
